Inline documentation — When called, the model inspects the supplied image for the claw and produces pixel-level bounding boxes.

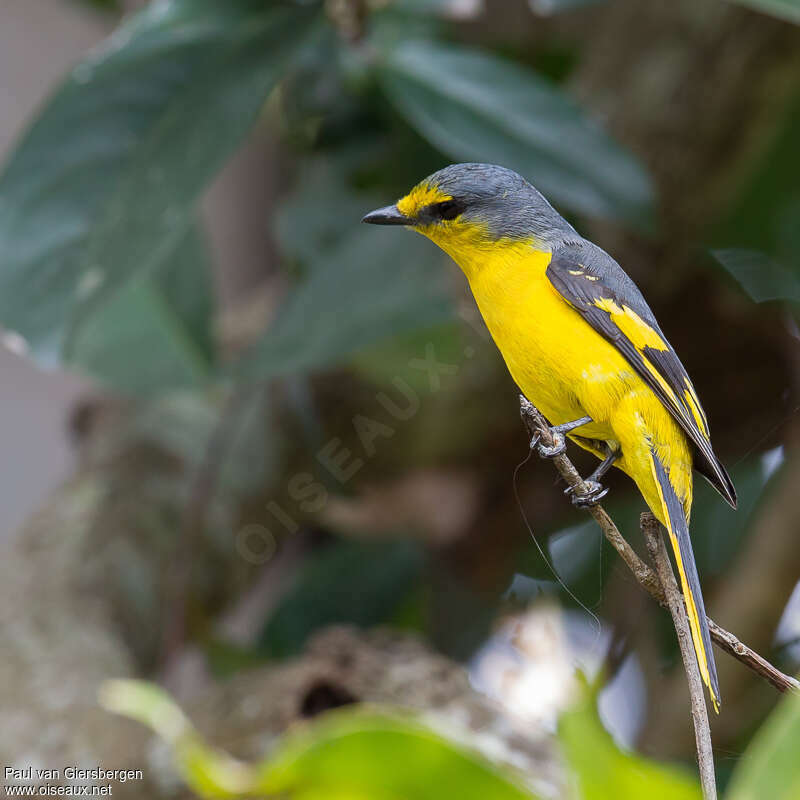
[536,430,566,458]
[568,479,609,508]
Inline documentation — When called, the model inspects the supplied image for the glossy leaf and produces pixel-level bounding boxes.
[239,225,454,378]
[67,223,214,392]
[259,539,425,657]
[711,249,800,304]
[0,1,316,367]
[726,681,800,800]
[559,695,701,800]
[378,39,653,223]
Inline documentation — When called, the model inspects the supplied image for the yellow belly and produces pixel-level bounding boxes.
[456,242,693,512]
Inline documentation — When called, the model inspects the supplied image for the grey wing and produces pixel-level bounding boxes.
[546,240,736,508]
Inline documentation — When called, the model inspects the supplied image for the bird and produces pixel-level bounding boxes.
[362,162,736,711]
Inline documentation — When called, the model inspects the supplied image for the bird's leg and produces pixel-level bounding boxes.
[531,414,593,458]
[565,444,620,508]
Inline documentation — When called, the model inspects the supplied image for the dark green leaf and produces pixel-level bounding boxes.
[726,680,800,799]
[67,223,214,392]
[377,40,653,223]
[0,1,316,367]
[711,249,800,303]
[729,0,800,24]
[131,387,279,495]
[239,226,455,378]
[274,160,374,268]
[690,455,778,578]
[528,0,606,14]
[259,539,425,657]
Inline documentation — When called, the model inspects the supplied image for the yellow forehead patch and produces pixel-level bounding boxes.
[396,183,452,219]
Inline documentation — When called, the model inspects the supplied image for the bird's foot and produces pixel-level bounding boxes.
[531,429,567,458]
[564,479,609,508]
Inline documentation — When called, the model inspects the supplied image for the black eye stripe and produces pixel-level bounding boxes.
[431,200,463,221]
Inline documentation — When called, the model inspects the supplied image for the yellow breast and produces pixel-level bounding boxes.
[437,234,632,440]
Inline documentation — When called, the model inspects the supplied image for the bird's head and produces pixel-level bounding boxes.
[362,163,574,267]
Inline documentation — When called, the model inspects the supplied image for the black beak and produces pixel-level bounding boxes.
[361,204,412,226]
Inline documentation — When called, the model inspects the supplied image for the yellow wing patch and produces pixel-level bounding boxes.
[593,298,669,351]
[397,184,452,219]
[684,385,710,439]
[594,296,708,442]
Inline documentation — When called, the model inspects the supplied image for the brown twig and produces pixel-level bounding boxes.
[642,512,716,799]
[518,395,799,696]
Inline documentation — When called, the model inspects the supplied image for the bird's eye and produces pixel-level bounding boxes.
[434,200,462,221]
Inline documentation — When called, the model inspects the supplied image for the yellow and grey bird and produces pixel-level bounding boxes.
[363,163,736,711]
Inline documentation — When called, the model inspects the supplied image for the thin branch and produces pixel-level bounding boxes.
[518,395,799,695]
[707,621,799,694]
[642,512,716,800]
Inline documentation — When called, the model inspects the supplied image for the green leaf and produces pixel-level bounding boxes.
[528,0,606,14]
[67,222,214,392]
[257,709,538,800]
[690,455,778,579]
[0,1,316,367]
[131,386,279,496]
[726,682,800,800]
[100,679,257,798]
[274,160,376,268]
[728,0,800,24]
[377,39,653,224]
[711,249,800,303]
[101,681,538,800]
[239,226,455,378]
[559,695,701,800]
[259,539,425,658]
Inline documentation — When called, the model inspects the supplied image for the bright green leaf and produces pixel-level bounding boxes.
[378,39,653,224]
[711,249,800,303]
[0,1,316,367]
[257,709,538,800]
[102,682,538,800]
[726,682,800,800]
[67,222,214,392]
[729,0,800,24]
[100,679,257,798]
[559,695,701,800]
[259,540,425,657]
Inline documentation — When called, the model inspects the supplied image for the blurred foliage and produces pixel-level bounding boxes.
[258,539,426,657]
[711,249,800,305]
[558,693,701,800]
[0,0,653,389]
[101,674,800,799]
[730,0,800,23]
[3,0,800,793]
[100,679,538,799]
[726,677,800,799]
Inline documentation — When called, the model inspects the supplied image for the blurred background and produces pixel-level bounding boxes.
[1,0,799,797]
